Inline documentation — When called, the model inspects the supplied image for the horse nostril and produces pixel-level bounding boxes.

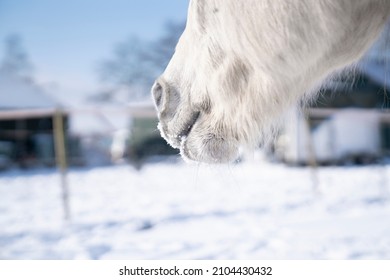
[152,81,163,108]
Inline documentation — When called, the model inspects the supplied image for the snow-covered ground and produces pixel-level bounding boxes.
[1,160,390,260]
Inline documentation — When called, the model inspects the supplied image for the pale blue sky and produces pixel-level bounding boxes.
[0,0,188,97]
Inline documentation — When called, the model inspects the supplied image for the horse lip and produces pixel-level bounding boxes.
[177,111,200,142]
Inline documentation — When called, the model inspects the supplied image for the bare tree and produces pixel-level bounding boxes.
[97,21,185,101]
[0,34,34,78]
[149,21,186,69]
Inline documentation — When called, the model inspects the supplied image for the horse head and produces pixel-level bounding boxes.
[152,0,390,163]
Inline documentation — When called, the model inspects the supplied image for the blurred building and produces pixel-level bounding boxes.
[277,62,390,165]
[0,70,68,168]
[276,23,390,165]
[125,101,178,168]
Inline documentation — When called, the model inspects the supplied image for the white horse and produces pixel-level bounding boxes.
[152,0,390,163]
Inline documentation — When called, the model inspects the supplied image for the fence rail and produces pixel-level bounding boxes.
[307,108,390,122]
[0,105,157,120]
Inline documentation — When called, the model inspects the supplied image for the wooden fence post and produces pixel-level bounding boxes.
[53,109,70,220]
[303,109,320,193]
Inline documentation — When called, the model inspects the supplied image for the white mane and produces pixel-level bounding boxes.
[152,0,390,163]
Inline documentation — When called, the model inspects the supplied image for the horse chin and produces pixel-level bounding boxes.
[179,130,239,164]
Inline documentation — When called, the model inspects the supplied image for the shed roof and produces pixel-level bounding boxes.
[0,70,58,110]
